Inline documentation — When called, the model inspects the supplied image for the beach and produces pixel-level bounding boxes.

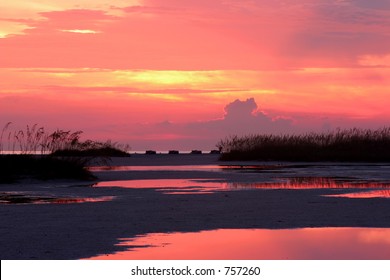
[1,154,390,259]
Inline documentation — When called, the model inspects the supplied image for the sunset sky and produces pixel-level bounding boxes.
[1,0,389,150]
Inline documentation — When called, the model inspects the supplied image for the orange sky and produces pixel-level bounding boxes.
[1,0,389,150]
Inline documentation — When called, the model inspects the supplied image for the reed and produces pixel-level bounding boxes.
[217,128,390,162]
[0,123,130,183]
[0,123,130,156]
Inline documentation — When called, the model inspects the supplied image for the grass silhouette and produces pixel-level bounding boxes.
[0,123,130,183]
[217,128,390,162]
[1,123,130,156]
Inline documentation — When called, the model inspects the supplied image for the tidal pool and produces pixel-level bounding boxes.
[88,227,390,260]
[325,190,390,199]
[94,179,223,194]
[94,177,390,197]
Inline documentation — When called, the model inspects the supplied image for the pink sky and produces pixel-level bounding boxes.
[1,0,389,150]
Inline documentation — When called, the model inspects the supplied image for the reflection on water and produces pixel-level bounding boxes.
[230,177,390,190]
[87,228,390,260]
[0,192,114,204]
[95,177,390,197]
[325,190,390,199]
[95,179,224,194]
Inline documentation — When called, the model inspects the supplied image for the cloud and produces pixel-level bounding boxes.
[315,1,390,25]
[118,97,390,150]
[112,96,390,150]
[224,98,257,120]
[286,31,390,66]
[119,98,295,150]
[358,54,390,67]
[201,98,293,135]
[0,6,264,69]
[2,93,388,151]
[352,0,390,10]
[1,1,390,69]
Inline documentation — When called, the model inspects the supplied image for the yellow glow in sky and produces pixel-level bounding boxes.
[61,29,100,34]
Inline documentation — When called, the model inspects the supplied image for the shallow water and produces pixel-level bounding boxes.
[94,177,390,197]
[92,163,390,175]
[325,190,390,199]
[91,161,390,258]
[91,161,390,194]
[94,179,223,194]
[88,227,390,260]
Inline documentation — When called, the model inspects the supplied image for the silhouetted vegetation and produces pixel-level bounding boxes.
[0,155,96,183]
[217,128,390,162]
[0,123,130,183]
[51,147,129,157]
[0,123,130,156]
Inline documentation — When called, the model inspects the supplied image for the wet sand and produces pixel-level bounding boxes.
[1,154,390,259]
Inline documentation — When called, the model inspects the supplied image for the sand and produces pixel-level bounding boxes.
[1,154,390,259]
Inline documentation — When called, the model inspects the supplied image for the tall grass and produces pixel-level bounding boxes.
[0,123,130,183]
[217,128,390,162]
[0,123,130,155]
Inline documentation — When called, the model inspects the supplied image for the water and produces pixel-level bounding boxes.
[88,228,390,260]
[90,159,390,197]
[325,190,390,198]
[2,156,389,260]
[94,177,390,197]
[95,179,222,194]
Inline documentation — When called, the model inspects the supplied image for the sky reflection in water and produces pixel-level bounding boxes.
[325,190,390,199]
[88,228,390,260]
[95,177,390,197]
[89,165,390,259]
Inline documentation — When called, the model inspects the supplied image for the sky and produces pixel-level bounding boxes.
[1,0,389,151]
